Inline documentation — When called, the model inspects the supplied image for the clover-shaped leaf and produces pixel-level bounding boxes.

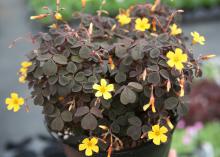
[120,87,136,105]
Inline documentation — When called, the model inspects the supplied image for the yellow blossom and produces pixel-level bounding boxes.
[166,48,188,71]
[135,18,151,32]
[21,61,32,68]
[191,31,205,45]
[93,79,114,100]
[148,125,168,145]
[5,93,25,112]
[79,137,99,156]
[170,24,182,36]
[116,14,131,26]
[55,12,62,20]
[49,23,58,29]
[19,76,26,83]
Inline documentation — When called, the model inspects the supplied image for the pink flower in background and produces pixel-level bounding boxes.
[177,120,186,129]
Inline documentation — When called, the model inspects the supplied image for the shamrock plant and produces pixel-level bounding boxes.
[4,0,215,157]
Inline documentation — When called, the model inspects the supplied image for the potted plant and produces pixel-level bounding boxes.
[4,0,215,157]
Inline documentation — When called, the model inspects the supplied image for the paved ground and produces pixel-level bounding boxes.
[0,0,220,154]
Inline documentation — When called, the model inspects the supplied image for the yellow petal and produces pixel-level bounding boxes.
[5,98,12,105]
[160,134,168,143]
[11,93,18,99]
[91,145,99,153]
[135,18,142,24]
[181,54,188,62]
[95,91,103,97]
[85,148,93,156]
[142,18,149,23]
[175,62,184,71]
[93,84,101,90]
[167,60,175,68]
[13,105,20,112]
[152,125,160,132]
[160,126,168,134]
[166,51,174,59]
[103,92,112,100]
[106,84,114,92]
[18,98,25,105]
[100,79,107,87]
[79,144,87,151]
[175,48,183,56]
[7,104,14,110]
[148,131,155,140]
[153,136,161,145]
[82,138,90,144]
[90,137,98,145]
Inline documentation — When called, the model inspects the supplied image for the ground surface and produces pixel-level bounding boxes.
[0,0,220,154]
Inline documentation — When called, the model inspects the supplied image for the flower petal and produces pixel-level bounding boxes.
[13,105,20,112]
[166,51,174,59]
[93,84,101,90]
[5,98,11,105]
[182,54,188,62]
[100,79,107,87]
[106,84,114,92]
[175,62,184,71]
[11,93,18,99]
[153,136,161,145]
[18,98,24,105]
[95,91,103,97]
[85,148,93,156]
[175,48,183,56]
[91,145,99,153]
[7,104,14,110]
[79,144,87,151]
[160,126,168,134]
[82,138,90,144]
[160,134,168,143]
[103,92,112,100]
[91,137,98,145]
[167,60,175,68]
[152,125,160,132]
[148,131,155,140]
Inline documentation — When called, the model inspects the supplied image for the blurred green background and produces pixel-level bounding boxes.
[28,0,220,24]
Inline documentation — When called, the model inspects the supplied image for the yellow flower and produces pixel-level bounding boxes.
[116,14,131,26]
[170,24,182,36]
[191,31,205,45]
[148,125,168,145]
[5,93,25,112]
[19,76,26,83]
[93,79,114,100]
[55,12,62,20]
[49,23,58,29]
[21,61,32,68]
[135,18,151,32]
[79,137,99,156]
[166,48,188,71]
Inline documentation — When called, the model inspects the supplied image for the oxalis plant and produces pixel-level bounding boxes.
[4,0,215,156]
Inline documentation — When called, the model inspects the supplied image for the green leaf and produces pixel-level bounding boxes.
[72,83,82,92]
[79,46,91,59]
[54,35,65,46]
[128,116,142,127]
[71,55,83,63]
[131,45,144,61]
[115,45,127,58]
[122,56,133,65]
[127,126,142,141]
[147,72,160,84]
[43,60,57,76]
[90,107,103,118]
[120,87,136,105]
[177,103,188,116]
[37,54,52,61]
[115,72,127,83]
[164,97,179,110]
[66,62,77,74]
[160,69,170,79]
[81,113,98,130]
[33,67,44,78]
[150,48,160,58]
[127,82,143,92]
[61,111,73,122]
[53,54,68,65]
[34,95,44,106]
[111,122,120,134]
[59,75,70,86]
[51,117,64,131]
[74,106,90,117]
[74,72,86,82]
[43,104,55,115]
[48,75,58,85]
